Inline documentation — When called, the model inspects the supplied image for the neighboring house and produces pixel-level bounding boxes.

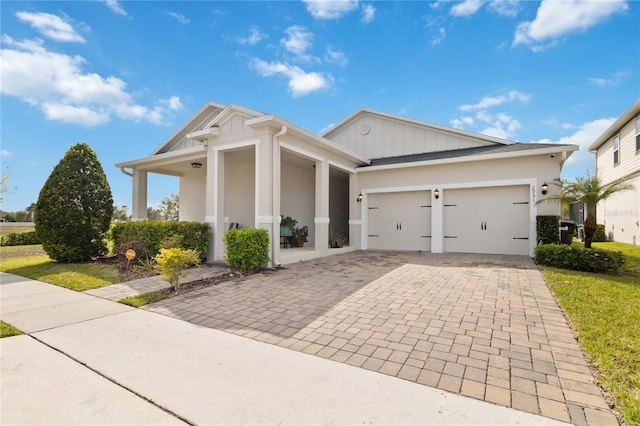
[116,102,578,265]
[588,99,640,245]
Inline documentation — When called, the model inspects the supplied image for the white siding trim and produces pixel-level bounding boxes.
[280,141,324,162]
[214,139,260,153]
[314,217,331,224]
[328,160,357,174]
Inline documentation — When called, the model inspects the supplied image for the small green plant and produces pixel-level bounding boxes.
[119,291,168,307]
[291,225,309,246]
[223,228,270,270]
[1,321,23,338]
[329,230,345,248]
[536,215,560,245]
[280,216,297,230]
[133,255,156,273]
[154,247,200,291]
[0,230,41,246]
[534,243,625,273]
[593,224,606,242]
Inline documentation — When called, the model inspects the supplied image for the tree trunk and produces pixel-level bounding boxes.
[584,213,596,249]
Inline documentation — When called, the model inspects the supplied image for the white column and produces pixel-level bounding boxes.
[431,187,444,253]
[315,159,330,256]
[348,172,362,249]
[271,140,281,266]
[205,147,216,263]
[132,169,147,221]
[213,150,226,262]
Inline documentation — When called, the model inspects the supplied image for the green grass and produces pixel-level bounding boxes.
[542,242,640,425]
[1,244,46,258]
[119,291,168,307]
[0,321,23,338]
[0,225,34,237]
[0,250,119,291]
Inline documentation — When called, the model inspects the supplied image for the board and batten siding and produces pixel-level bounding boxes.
[327,113,495,159]
[596,116,640,185]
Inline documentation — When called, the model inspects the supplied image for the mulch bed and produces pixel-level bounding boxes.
[158,268,264,297]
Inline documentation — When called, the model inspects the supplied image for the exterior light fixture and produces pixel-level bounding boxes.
[191,162,202,169]
[357,193,364,202]
[434,188,440,199]
[541,182,548,195]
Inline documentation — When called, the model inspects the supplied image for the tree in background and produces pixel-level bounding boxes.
[159,194,179,221]
[35,143,114,262]
[147,207,163,221]
[537,170,634,248]
[26,203,35,221]
[113,205,129,222]
[0,167,17,203]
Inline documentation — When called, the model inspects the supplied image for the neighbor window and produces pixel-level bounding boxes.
[636,117,640,153]
[613,134,620,165]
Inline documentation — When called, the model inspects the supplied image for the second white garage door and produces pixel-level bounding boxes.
[368,191,431,251]
[443,185,530,255]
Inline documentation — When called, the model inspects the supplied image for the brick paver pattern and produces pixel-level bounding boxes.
[144,251,617,425]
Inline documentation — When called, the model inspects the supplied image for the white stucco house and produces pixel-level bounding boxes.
[589,99,640,245]
[116,101,578,265]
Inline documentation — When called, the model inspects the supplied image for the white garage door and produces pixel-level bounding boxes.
[443,186,530,255]
[368,191,431,251]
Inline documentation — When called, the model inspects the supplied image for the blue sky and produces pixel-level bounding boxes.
[1,0,638,214]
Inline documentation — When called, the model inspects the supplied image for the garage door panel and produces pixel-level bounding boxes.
[369,191,431,251]
[444,186,530,255]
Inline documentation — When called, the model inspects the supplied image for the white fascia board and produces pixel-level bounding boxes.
[324,107,516,146]
[203,104,263,129]
[247,115,370,165]
[115,146,206,169]
[186,127,219,141]
[151,101,226,155]
[588,98,640,152]
[357,145,579,173]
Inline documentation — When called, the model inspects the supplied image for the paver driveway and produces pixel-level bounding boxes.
[145,251,617,425]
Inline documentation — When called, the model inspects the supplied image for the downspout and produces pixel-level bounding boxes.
[272,126,287,267]
[119,167,133,177]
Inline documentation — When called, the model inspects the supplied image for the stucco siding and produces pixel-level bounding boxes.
[225,149,255,229]
[597,175,640,245]
[179,171,205,221]
[281,162,316,245]
[327,113,494,159]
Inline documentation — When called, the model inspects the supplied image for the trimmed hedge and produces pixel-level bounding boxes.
[110,221,210,261]
[534,243,625,273]
[0,231,41,246]
[593,224,606,242]
[223,228,270,270]
[536,215,560,245]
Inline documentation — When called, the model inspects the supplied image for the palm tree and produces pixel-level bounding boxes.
[537,171,634,248]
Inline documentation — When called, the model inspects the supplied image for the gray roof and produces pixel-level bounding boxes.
[362,143,573,167]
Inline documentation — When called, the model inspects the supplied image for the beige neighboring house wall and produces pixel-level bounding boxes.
[116,101,578,263]
[589,99,640,245]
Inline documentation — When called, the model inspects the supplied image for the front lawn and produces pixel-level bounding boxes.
[0,245,118,291]
[542,241,640,425]
[0,321,23,338]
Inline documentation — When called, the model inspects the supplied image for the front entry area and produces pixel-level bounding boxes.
[367,191,431,251]
[443,185,530,255]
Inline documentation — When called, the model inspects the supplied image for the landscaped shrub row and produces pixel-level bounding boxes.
[534,243,625,273]
[110,221,210,261]
[593,224,607,242]
[1,231,41,246]
[223,228,270,270]
[536,215,560,245]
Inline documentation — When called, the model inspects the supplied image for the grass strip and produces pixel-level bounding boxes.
[0,321,23,338]
[119,291,168,307]
[542,266,639,425]
[0,254,118,291]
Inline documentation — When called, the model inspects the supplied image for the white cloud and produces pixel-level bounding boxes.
[480,112,522,139]
[102,0,127,16]
[16,11,85,43]
[532,118,615,173]
[252,59,333,97]
[432,27,446,45]
[361,5,376,23]
[238,26,267,45]
[1,150,13,157]
[487,0,521,17]
[513,0,628,49]
[451,0,484,17]
[281,25,314,61]
[459,90,531,111]
[587,71,629,87]
[0,36,181,126]
[325,46,348,66]
[164,11,190,24]
[303,0,359,20]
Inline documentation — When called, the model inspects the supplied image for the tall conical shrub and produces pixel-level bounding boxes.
[35,143,114,262]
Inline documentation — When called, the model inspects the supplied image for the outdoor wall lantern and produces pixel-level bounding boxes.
[357,193,364,203]
[434,188,440,199]
[541,182,548,195]
[191,162,203,169]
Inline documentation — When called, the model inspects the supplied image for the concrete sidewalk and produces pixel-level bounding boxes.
[0,272,565,425]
